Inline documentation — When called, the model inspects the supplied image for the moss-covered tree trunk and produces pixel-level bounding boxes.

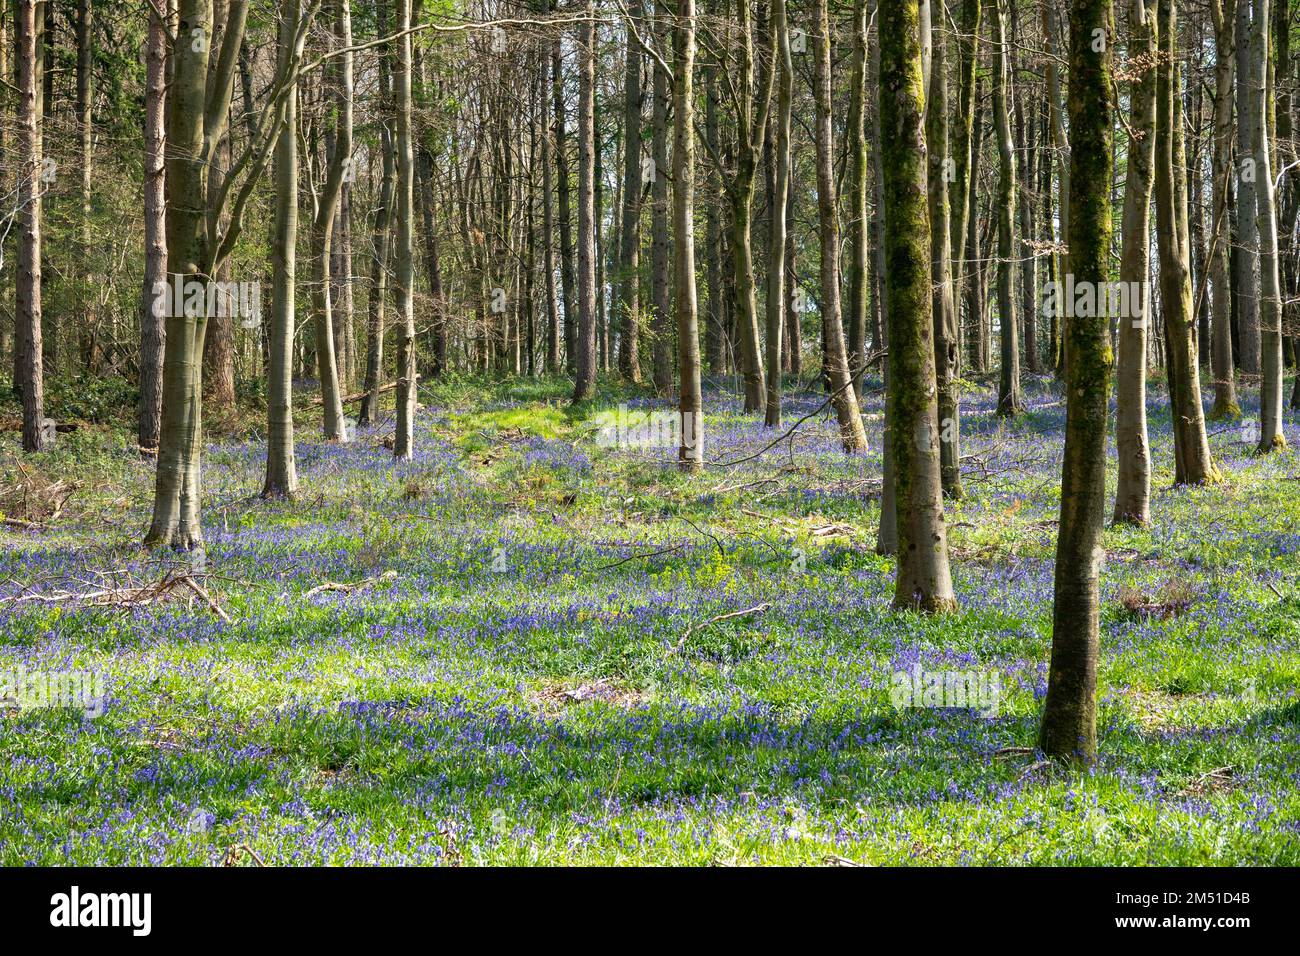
[1155,0,1220,485]
[879,0,957,612]
[1039,0,1114,764]
[1113,0,1157,525]
[1235,0,1261,374]
[812,0,868,452]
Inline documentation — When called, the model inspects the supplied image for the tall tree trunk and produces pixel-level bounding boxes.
[1155,0,1220,485]
[928,1,961,498]
[16,0,46,453]
[617,1,643,382]
[992,0,1023,415]
[359,4,394,428]
[572,0,598,402]
[1209,0,1240,418]
[1044,1,1070,377]
[541,51,562,375]
[139,0,170,456]
[812,0,868,452]
[1113,0,1157,525]
[553,19,577,375]
[765,0,793,427]
[309,0,353,441]
[846,0,870,388]
[1236,0,1261,373]
[879,0,957,611]
[1252,0,1286,450]
[674,0,704,471]
[1039,0,1114,765]
[392,0,417,459]
[651,2,673,391]
[263,0,303,498]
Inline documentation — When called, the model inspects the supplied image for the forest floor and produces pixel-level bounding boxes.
[1,372,1298,865]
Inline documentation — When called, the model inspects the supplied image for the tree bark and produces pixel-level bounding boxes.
[879,0,957,611]
[992,0,1023,416]
[764,0,793,427]
[1155,0,1220,485]
[1251,0,1286,450]
[617,1,643,382]
[139,0,170,456]
[1113,0,1157,526]
[263,0,303,498]
[572,0,598,402]
[674,0,704,471]
[16,0,46,453]
[1039,0,1114,764]
[812,0,868,452]
[928,1,962,498]
[1209,0,1240,419]
[392,0,417,459]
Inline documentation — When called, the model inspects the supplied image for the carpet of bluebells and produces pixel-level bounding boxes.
[1,372,1298,865]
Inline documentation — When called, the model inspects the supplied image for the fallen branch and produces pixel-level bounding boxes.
[302,569,398,598]
[674,602,771,653]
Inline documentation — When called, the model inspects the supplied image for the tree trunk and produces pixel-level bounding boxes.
[1209,0,1240,419]
[812,0,868,452]
[541,51,562,375]
[139,0,169,456]
[359,4,394,428]
[617,1,643,382]
[1039,0,1114,765]
[928,1,961,498]
[674,0,704,471]
[765,0,793,427]
[1251,0,1286,450]
[572,0,598,402]
[553,19,577,375]
[879,0,957,611]
[16,0,46,453]
[1113,0,1157,526]
[392,0,417,459]
[1235,0,1261,373]
[263,0,302,498]
[651,2,673,391]
[992,0,1023,416]
[1155,0,1220,485]
[846,0,870,389]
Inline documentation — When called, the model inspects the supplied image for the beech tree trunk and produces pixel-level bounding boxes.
[812,0,868,452]
[1113,0,1157,525]
[572,1,598,402]
[1209,0,1240,419]
[139,0,170,456]
[992,0,1023,416]
[1155,0,1220,485]
[392,0,417,459]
